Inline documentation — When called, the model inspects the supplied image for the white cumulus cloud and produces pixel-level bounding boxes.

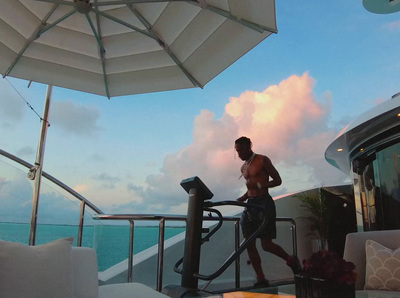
[112,73,349,214]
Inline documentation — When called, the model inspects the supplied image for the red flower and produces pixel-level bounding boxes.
[302,250,357,284]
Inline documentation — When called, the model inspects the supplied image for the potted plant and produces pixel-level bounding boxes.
[294,188,331,250]
[295,250,357,298]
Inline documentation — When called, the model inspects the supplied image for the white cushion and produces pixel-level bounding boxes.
[0,237,74,298]
[356,290,400,297]
[99,283,170,298]
[71,247,99,298]
[365,239,400,291]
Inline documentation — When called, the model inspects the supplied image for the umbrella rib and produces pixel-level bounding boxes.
[34,0,189,6]
[39,10,77,36]
[168,53,203,88]
[4,4,63,77]
[85,14,110,99]
[34,0,74,6]
[33,0,188,6]
[93,0,103,37]
[94,6,202,92]
[93,8,155,39]
[192,1,278,34]
[127,4,203,88]
[85,14,106,57]
[92,0,111,99]
[95,0,187,5]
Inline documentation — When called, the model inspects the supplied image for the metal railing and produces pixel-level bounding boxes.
[93,213,297,292]
[0,148,103,246]
[1,148,297,293]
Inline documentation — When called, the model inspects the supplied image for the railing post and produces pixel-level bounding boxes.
[291,219,298,256]
[181,188,204,289]
[128,220,135,282]
[180,177,213,289]
[234,220,240,288]
[157,218,166,291]
[77,201,86,247]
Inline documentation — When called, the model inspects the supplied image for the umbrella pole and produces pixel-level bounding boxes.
[29,85,53,246]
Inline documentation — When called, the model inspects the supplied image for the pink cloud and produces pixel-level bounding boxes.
[226,73,330,163]
[374,98,386,105]
[384,20,400,31]
[129,73,348,213]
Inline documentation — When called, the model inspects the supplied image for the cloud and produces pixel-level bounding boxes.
[365,97,386,106]
[0,173,97,225]
[116,73,349,214]
[384,20,400,31]
[1,73,351,220]
[51,101,101,137]
[16,146,36,158]
[88,153,106,162]
[92,172,121,189]
[73,183,90,194]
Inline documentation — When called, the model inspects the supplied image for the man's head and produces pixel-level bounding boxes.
[235,136,253,161]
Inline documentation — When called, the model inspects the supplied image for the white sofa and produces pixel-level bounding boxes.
[74,246,169,298]
[0,237,169,298]
[343,230,400,297]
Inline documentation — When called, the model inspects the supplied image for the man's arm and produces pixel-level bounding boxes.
[263,156,282,188]
[237,192,248,202]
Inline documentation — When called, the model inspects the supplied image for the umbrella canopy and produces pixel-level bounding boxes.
[0,0,277,98]
[0,0,277,246]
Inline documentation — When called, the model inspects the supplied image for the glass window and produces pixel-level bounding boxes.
[374,142,400,229]
[352,142,400,231]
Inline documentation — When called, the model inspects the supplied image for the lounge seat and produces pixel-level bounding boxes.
[343,230,400,297]
[73,246,169,298]
[0,237,169,298]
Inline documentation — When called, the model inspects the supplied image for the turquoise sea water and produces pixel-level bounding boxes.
[0,222,185,271]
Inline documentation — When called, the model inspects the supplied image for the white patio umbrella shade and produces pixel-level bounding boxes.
[0,0,277,246]
[0,0,277,99]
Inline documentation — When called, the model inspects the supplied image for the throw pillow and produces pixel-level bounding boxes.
[365,239,400,291]
[0,237,74,298]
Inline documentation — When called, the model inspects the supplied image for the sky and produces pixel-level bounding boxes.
[1,0,400,222]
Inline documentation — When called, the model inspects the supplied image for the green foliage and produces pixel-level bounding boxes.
[295,188,331,246]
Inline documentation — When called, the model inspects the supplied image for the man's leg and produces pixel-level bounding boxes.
[260,238,302,274]
[246,238,267,283]
[260,238,289,260]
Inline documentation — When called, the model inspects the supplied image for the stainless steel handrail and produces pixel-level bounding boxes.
[1,148,297,292]
[0,148,104,245]
[93,213,297,292]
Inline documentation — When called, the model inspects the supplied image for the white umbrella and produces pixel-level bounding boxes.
[1,0,277,97]
[0,0,277,244]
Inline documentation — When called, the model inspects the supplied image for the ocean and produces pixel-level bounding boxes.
[0,222,185,271]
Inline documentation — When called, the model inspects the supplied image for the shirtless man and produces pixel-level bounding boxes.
[235,136,301,287]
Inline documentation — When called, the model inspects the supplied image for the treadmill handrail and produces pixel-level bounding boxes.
[174,200,268,281]
[193,200,267,281]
